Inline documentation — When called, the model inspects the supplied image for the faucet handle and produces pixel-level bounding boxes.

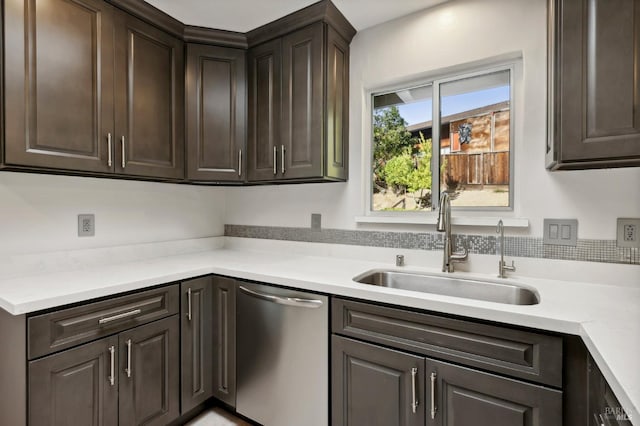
[504,260,516,271]
[451,240,469,261]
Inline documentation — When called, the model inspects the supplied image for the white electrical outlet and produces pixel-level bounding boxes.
[616,218,640,248]
[78,214,95,237]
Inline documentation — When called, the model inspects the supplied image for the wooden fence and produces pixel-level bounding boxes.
[442,152,509,186]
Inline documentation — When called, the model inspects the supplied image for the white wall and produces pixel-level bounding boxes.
[0,172,226,255]
[225,0,640,240]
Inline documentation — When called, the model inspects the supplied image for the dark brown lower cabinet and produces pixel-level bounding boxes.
[119,316,180,425]
[212,276,237,407]
[427,359,562,426]
[332,335,563,426]
[181,277,214,413]
[29,335,119,426]
[588,355,632,426]
[332,336,425,426]
[28,315,179,426]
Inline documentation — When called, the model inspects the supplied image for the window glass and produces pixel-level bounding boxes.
[372,84,434,212]
[439,70,510,207]
[370,66,512,213]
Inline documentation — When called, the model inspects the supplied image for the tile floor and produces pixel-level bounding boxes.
[185,407,253,426]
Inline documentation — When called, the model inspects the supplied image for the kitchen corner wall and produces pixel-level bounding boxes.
[0,172,226,255]
[225,0,640,241]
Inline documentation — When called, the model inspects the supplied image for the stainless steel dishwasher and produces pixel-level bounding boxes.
[236,282,328,426]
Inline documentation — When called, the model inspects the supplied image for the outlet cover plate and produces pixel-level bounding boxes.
[311,213,321,230]
[617,218,640,248]
[543,218,578,246]
[78,214,95,237]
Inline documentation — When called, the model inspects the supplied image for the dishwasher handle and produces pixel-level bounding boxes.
[239,285,324,309]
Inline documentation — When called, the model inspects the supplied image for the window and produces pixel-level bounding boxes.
[370,66,513,213]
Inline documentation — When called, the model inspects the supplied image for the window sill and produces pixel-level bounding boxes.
[354,215,529,228]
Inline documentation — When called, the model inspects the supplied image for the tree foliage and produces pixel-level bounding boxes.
[382,133,433,196]
[382,150,413,193]
[408,133,432,194]
[373,106,414,182]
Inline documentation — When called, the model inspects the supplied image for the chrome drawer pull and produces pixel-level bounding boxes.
[125,338,132,378]
[121,136,126,168]
[187,288,192,321]
[411,367,419,414]
[108,345,115,386]
[281,145,285,174]
[430,372,437,419]
[238,149,243,177]
[107,133,113,167]
[273,146,277,175]
[98,309,142,325]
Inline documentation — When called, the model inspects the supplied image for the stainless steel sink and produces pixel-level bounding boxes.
[353,269,539,305]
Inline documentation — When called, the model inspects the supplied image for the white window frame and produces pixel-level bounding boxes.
[361,58,520,225]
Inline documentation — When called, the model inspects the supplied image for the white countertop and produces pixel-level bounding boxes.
[0,236,638,423]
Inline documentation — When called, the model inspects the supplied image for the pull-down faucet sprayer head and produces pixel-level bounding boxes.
[436,192,449,232]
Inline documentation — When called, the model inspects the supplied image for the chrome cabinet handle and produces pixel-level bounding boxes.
[430,372,437,419]
[125,338,132,378]
[98,309,142,325]
[273,146,277,175]
[239,285,323,309]
[121,136,126,168]
[411,367,419,414]
[238,149,242,177]
[108,345,115,386]
[107,133,113,167]
[186,288,192,321]
[281,145,285,174]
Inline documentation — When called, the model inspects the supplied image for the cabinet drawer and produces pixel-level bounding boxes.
[332,298,562,387]
[28,285,179,359]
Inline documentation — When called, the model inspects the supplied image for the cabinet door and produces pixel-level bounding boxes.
[4,0,115,173]
[588,355,632,426]
[281,23,324,179]
[29,336,119,426]
[181,277,214,413]
[119,316,180,426]
[426,358,562,426]
[247,39,282,181]
[114,12,184,179]
[548,0,640,169]
[332,335,425,426]
[325,26,350,181]
[186,45,246,182]
[212,276,237,407]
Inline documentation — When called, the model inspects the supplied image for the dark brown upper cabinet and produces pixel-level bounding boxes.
[247,39,283,181]
[186,44,246,182]
[4,0,184,180]
[547,0,640,170]
[4,0,116,174]
[114,12,185,180]
[2,0,352,185]
[247,3,354,183]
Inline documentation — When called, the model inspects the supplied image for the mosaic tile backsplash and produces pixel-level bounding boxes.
[225,225,640,265]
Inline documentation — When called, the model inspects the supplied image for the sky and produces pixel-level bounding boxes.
[395,85,510,126]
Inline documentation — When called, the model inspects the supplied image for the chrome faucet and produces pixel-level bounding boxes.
[436,192,468,272]
[496,219,516,278]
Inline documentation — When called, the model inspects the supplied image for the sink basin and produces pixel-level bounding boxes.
[353,269,539,305]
